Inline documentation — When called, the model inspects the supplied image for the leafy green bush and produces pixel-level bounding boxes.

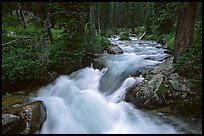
[174,44,202,80]
[144,34,159,41]
[162,33,175,50]
[2,15,19,26]
[131,26,145,36]
[51,28,64,41]
[156,83,168,100]
[3,24,42,42]
[2,45,44,82]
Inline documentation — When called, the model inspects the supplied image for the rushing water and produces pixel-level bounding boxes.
[32,36,202,134]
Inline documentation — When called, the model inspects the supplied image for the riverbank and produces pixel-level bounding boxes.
[124,55,202,118]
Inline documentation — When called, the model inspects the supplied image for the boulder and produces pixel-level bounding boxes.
[110,35,120,40]
[124,56,202,117]
[2,113,21,134]
[16,101,47,134]
[2,100,47,134]
[168,73,194,94]
[107,45,123,54]
[125,73,166,109]
[7,31,17,37]
[149,56,174,76]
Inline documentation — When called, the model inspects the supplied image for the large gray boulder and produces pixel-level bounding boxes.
[124,56,202,117]
[124,57,174,109]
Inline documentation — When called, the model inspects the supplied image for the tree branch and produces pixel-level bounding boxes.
[139,31,146,40]
[2,37,33,47]
[2,39,18,46]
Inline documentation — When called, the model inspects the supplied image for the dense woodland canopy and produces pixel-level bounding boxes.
[2,2,202,93]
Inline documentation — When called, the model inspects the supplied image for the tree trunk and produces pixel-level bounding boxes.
[16,9,20,23]
[89,2,96,38]
[18,3,26,29]
[44,16,53,44]
[173,2,197,62]
[96,3,101,33]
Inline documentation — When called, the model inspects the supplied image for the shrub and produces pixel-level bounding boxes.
[156,83,168,100]
[131,26,146,36]
[162,33,175,50]
[174,44,202,81]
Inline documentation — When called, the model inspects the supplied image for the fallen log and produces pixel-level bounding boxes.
[139,31,146,40]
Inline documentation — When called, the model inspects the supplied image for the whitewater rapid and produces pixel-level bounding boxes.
[32,36,202,134]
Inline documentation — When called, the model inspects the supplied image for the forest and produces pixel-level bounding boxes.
[2,2,202,92]
[2,2,202,134]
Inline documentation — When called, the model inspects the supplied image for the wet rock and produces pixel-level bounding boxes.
[125,73,166,109]
[155,44,163,48]
[124,56,202,117]
[16,101,47,134]
[164,49,172,54]
[168,73,194,94]
[93,58,106,70]
[110,43,118,46]
[2,100,47,134]
[7,31,17,37]
[150,56,174,76]
[110,35,120,41]
[107,45,123,54]
[129,34,137,37]
[2,113,21,134]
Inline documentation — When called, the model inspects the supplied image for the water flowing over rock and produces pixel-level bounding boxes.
[107,45,123,54]
[12,35,200,134]
[124,56,202,118]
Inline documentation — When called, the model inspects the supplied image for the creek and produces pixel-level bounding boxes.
[31,36,202,134]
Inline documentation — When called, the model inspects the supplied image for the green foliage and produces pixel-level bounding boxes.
[131,26,145,36]
[103,29,114,38]
[3,23,42,43]
[144,34,159,41]
[49,41,83,69]
[2,45,44,82]
[161,33,175,50]
[2,14,19,26]
[94,33,110,52]
[143,31,175,51]
[51,28,64,40]
[156,3,178,34]
[156,83,168,100]
[174,45,202,81]
[194,3,202,47]
[83,26,109,54]
[119,34,130,40]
